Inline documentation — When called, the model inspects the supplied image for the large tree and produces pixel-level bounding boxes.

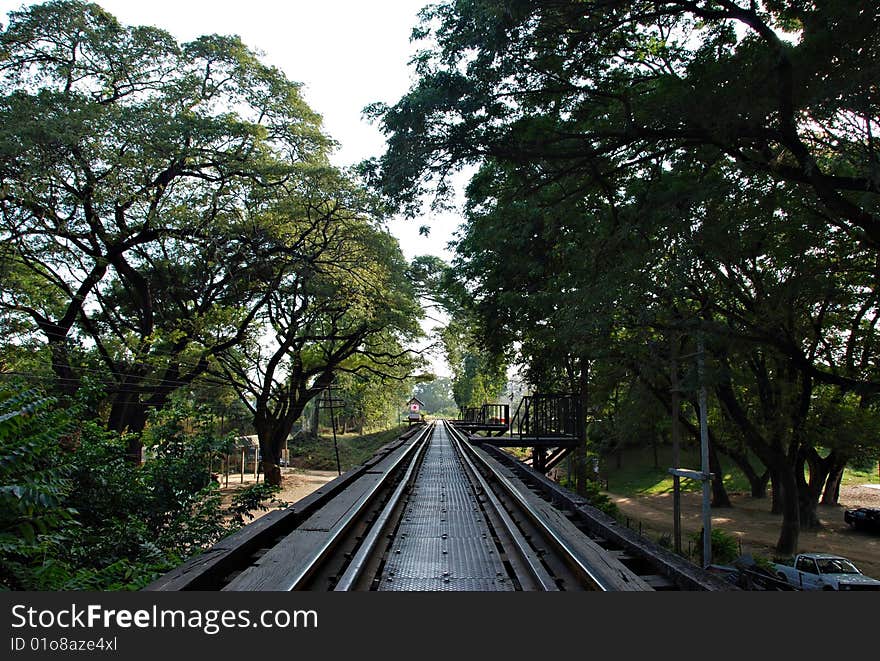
[370,0,880,554]
[216,174,423,485]
[371,1,880,248]
[0,2,330,455]
[455,149,880,552]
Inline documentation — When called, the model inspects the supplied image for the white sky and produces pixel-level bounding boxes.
[1,0,458,375]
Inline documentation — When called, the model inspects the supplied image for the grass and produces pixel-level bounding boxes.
[600,445,880,498]
[288,425,408,472]
[601,446,750,496]
[841,462,880,487]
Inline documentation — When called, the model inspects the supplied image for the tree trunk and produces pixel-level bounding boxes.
[254,413,290,487]
[811,449,847,506]
[257,430,286,487]
[574,359,589,496]
[709,443,732,508]
[253,385,329,487]
[770,467,783,515]
[822,463,845,506]
[798,488,821,530]
[107,393,149,462]
[722,447,769,499]
[796,449,823,530]
[751,470,770,499]
[261,458,282,487]
[775,466,800,555]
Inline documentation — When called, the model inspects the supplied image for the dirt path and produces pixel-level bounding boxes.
[218,467,339,522]
[608,484,880,580]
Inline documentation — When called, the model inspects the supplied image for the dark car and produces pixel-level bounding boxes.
[844,507,880,533]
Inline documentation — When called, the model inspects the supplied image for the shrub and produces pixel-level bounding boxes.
[0,385,75,590]
[1,386,283,590]
[558,474,620,518]
[691,527,740,565]
[227,482,285,527]
[57,403,267,587]
[581,479,620,518]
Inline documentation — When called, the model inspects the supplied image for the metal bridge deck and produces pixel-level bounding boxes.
[379,423,513,591]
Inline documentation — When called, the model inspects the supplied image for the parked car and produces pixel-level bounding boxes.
[844,507,880,533]
[773,553,880,590]
[706,555,797,591]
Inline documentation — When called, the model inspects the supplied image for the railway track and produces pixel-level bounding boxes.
[146,421,734,591]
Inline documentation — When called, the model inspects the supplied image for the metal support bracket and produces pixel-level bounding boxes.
[668,468,714,482]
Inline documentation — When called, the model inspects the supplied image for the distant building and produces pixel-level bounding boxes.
[406,396,425,423]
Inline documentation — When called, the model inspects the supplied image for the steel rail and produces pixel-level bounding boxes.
[444,420,623,591]
[444,421,559,591]
[280,422,434,591]
[333,424,432,591]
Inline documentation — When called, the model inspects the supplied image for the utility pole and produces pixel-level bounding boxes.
[671,335,682,554]
[697,337,712,568]
[668,338,713,568]
[321,383,344,476]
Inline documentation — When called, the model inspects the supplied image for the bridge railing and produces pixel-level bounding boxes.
[461,407,481,423]
[511,393,583,440]
[481,403,508,425]
[458,404,509,427]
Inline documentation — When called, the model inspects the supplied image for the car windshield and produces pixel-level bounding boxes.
[816,558,860,574]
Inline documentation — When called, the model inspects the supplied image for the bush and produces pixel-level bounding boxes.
[0,386,283,590]
[227,482,285,527]
[581,479,620,518]
[691,527,740,565]
[557,475,620,518]
[0,384,76,590]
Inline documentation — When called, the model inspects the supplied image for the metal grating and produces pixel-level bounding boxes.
[379,424,513,591]
[381,577,511,591]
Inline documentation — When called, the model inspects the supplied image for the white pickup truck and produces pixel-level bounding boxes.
[773,553,880,591]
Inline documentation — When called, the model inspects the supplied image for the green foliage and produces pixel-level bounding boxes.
[375,1,880,244]
[842,460,880,485]
[216,177,424,466]
[372,0,880,556]
[600,446,752,498]
[0,0,335,439]
[227,483,285,528]
[0,1,425,485]
[331,371,413,433]
[750,554,778,575]
[692,528,741,566]
[0,381,283,591]
[0,10,412,545]
[557,471,618,518]
[581,480,619,520]
[413,377,458,417]
[440,318,507,409]
[0,384,75,590]
[807,390,880,468]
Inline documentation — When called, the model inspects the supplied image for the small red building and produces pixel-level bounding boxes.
[406,397,425,424]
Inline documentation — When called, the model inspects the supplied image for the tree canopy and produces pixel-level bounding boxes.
[371,0,880,554]
[371,1,880,246]
[0,1,425,479]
